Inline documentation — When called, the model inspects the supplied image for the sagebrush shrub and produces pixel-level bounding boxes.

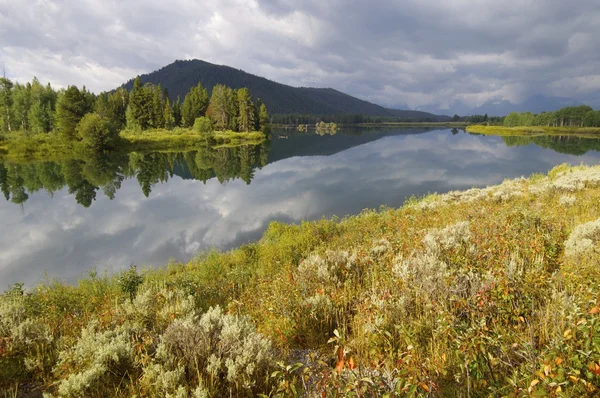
[564,218,600,258]
[154,306,274,394]
[54,322,134,397]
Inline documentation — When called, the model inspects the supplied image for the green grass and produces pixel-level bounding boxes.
[2,164,600,396]
[467,124,600,137]
[0,129,266,161]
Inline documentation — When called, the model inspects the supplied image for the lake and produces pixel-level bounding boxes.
[2,127,600,287]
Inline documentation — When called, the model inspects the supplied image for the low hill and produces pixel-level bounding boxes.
[121,59,448,121]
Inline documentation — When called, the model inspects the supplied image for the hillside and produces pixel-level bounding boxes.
[121,59,448,121]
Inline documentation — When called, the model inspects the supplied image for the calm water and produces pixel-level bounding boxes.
[2,128,600,286]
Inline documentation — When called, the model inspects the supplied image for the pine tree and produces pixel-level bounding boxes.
[207,84,230,131]
[56,86,90,140]
[163,98,175,130]
[235,88,254,132]
[172,97,182,127]
[259,103,269,131]
[128,77,152,130]
[227,88,238,131]
[181,83,209,127]
[151,85,164,128]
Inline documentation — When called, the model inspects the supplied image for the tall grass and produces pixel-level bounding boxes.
[2,164,600,396]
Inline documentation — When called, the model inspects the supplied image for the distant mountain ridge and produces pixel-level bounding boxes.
[121,59,448,121]
[420,95,583,117]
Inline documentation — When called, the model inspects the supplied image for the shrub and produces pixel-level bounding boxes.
[154,306,275,395]
[118,284,196,332]
[54,322,135,397]
[76,113,118,151]
[117,265,144,301]
[193,117,214,137]
[564,218,600,258]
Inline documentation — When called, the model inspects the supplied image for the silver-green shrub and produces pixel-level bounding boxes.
[564,218,600,258]
[118,284,197,332]
[154,306,274,394]
[54,322,134,397]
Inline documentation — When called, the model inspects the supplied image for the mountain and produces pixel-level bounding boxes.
[121,59,448,121]
[421,95,582,117]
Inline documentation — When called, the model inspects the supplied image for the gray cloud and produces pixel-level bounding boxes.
[1,0,600,110]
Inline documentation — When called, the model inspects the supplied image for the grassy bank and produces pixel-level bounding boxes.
[2,164,600,396]
[121,129,265,151]
[0,129,266,162]
[467,124,600,137]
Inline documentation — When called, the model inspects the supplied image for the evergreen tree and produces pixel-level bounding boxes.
[172,96,182,127]
[227,87,238,131]
[128,77,152,130]
[181,83,209,127]
[235,88,254,132]
[163,98,175,130]
[259,103,270,134]
[56,86,91,140]
[207,84,230,131]
[253,98,263,131]
[0,77,14,132]
[151,85,164,128]
[111,88,129,130]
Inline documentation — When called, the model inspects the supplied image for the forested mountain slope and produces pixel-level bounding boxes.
[121,60,447,120]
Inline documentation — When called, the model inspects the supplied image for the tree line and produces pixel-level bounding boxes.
[270,113,446,125]
[503,105,600,127]
[0,75,270,150]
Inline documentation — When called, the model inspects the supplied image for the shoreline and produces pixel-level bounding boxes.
[467,124,600,137]
[0,129,266,162]
[2,163,600,396]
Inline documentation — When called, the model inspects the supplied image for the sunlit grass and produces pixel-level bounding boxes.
[467,124,600,137]
[0,129,266,162]
[2,164,600,396]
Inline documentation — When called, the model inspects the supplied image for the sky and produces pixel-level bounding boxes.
[1,0,600,112]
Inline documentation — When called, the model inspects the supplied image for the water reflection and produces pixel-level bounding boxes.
[1,128,600,286]
[0,142,268,208]
[500,134,600,156]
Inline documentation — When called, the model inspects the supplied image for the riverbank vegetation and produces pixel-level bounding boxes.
[466,125,600,137]
[0,76,271,160]
[2,163,600,396]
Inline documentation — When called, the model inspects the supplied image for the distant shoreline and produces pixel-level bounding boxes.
[467,124,600,137]
[272,121,469,128]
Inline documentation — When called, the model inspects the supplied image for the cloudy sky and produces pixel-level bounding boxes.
[1,0,600,111]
